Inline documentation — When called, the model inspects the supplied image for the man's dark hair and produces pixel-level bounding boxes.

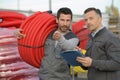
[57,7,73,19]
[84,7,102,17]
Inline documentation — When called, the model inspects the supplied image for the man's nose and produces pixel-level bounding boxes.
[63,21,67,25]
[87,19,92,24]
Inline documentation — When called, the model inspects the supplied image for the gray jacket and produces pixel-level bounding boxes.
[39,30,79,80]
[85,27,120,80]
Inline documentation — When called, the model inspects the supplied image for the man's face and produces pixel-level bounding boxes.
[56,13,72,33]
[84,11,102,32]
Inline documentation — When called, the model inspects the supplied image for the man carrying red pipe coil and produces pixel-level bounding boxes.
[14,7,79,80]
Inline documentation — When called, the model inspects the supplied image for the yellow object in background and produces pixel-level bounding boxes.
[70,49,87,75]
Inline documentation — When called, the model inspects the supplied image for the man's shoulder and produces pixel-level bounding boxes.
[64,31,78,39]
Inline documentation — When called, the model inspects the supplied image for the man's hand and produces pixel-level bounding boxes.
[53,31,61,40]
[74,46,82,51]
[76,57,92,67]
[14,28,25,39]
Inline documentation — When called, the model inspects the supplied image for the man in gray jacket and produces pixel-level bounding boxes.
[76,7,120,80]
[38,7,79,80]
[15,7,79,80]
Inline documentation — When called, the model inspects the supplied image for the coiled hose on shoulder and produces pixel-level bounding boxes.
[18,11,57,68]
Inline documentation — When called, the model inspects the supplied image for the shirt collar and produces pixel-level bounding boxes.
[91,26,104,37]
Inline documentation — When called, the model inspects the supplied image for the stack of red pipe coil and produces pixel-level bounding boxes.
[18,11,57,68]
[0,11,26,27]
[72,20,90,49]
[0,10,39,80]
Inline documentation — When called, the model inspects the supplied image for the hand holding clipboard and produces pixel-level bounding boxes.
[60,50,84,66]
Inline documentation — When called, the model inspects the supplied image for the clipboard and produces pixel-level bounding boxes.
[60,50,84,66]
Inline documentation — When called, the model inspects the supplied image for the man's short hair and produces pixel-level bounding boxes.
[57,7,73,19]
[84,7,102,17]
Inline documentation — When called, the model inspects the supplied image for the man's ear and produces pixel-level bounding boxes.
[56,18,58,23]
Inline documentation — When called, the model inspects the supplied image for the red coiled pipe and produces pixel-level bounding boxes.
[18,11,57,68]
[0,11,26,27]
[72,20,90,49]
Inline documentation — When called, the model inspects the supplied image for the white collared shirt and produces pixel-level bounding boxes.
[91,26,104,37]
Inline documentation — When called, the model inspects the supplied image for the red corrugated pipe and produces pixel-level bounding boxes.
[18,11,57,68]
[0,11,27,27]
[72,20,90,49]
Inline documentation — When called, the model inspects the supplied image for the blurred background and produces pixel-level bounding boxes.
[0,0,120,15]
